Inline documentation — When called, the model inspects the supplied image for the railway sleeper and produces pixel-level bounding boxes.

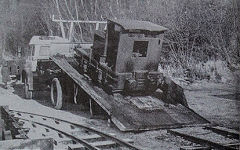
[15,129,29,139]
[54,137,74,145]
[68,143,85,150]
[90,140,117,148]
[224,142,240,149]
[10,110,140,150]
[0,106,27,140]
[15,134,28,139]
[76,134,104,142]
[180,145,211,150]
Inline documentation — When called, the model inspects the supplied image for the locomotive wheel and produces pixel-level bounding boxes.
[51,78,63,109]
[24,77,32,99]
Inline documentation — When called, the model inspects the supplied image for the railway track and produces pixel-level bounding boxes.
[9,110,142,150]
[168,126,240,150]
[6,109,240,150]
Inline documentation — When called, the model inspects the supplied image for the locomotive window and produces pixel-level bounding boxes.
[132,41,148,57]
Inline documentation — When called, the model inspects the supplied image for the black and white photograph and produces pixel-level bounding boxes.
[0,0,239,149]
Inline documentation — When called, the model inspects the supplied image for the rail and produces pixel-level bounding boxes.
[10,110,142,150]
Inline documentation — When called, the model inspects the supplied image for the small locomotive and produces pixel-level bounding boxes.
[75,19,168,95]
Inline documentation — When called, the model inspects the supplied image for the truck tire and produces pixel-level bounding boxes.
[51,78,63,109]
[24,77,32,99]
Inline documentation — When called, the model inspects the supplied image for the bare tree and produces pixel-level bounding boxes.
[0,0,238,75]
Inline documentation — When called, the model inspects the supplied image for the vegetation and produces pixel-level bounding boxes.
[0,0,239,82]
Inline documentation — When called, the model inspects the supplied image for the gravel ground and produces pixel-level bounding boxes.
[0,72,239,149]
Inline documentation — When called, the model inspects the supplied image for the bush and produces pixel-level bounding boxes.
[159,60,233,83]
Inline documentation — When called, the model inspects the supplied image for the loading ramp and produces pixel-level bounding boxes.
[51,55,209,131]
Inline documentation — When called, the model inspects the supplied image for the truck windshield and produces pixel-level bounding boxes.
[39,46,50,56]
[31,45,35,56]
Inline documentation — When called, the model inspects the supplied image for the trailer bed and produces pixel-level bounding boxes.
[51,55,209,131]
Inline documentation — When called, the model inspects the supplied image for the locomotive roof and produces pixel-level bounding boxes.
[108,19,168,32]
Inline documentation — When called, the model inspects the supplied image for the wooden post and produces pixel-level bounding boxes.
[107,118,111,127]
[103,29,108,62]
[0,128,2,140]
[89,99,93,116]
[69,22,74,41]
[0,107,2,119]
[95,22,99,30]
[73,84,78,104]
[89,49,92,63]
[59,22,66,39]
[0,119,4,140]
[3,130,12,140]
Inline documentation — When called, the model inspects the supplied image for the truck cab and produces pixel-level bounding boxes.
[22,36,76,98]
[28,36,75,71]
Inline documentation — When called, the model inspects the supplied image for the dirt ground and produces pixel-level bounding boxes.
[184,81,240,130]
[0,72,239,149]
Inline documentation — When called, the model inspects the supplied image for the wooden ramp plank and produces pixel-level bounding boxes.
[51,56,111,115]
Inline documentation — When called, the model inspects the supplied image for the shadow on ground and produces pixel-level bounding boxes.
[213,93,240,101]
[0,84,7,89]
[11,82,94,119]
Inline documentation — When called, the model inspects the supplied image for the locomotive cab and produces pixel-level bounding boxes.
[102,19,167,93]
[77,19,168,94]
[104,19,167,73]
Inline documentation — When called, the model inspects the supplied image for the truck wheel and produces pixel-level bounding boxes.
[51,78,63,109]
[24,77,32,99]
